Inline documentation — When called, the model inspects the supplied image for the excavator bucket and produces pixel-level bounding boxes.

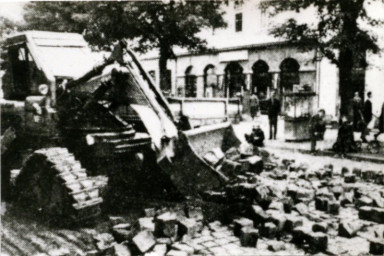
[157,122,241,197]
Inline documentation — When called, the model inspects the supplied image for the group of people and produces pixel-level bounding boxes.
[250,90,281,140]
[311,91,384,156]
[245,90,281,152]
[248,90,384,156]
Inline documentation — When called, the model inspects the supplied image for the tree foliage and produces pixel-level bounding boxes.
[0,16,21,39]
[23,1,226,90]
[261,0,383,114]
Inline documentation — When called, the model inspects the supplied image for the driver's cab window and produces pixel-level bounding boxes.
[7,45,38,100]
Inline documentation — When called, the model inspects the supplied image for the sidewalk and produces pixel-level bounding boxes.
[233,115,384,164]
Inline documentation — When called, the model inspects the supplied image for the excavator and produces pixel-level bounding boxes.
[0,31,241,221]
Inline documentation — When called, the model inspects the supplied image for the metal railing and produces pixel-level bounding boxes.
[166,97,242,127]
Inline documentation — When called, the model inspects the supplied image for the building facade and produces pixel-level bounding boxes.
[140,0,384,119]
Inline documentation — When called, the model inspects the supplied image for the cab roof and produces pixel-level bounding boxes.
[5,30,98,79]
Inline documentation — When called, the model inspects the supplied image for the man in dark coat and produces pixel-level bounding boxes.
[333,116,357,156]
[361,91,372,142]
[267,91,280,140]
[310,109,326,152]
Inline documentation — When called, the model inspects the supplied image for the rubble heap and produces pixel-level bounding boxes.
[79,144,384,256]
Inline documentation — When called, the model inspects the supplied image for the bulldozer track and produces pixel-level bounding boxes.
[15,147,103,222]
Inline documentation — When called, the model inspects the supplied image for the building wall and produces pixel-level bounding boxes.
[140,0,384,120]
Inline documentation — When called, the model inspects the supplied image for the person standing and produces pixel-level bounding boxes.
[249,93,260,121]
[333,115,357,157]
[361,91,372,142]
[309,109,326,153]
[351,91,363,131]
[267,91,281,140]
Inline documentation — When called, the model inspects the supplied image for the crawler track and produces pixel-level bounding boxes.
[15,147,103,221]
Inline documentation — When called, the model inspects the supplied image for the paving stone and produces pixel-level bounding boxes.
[371,193,384,208]
[193,235,213,245]
[341,192,354,206]
[201,240,217,248]
[268,201,284,212]
[112,227,134,243]
[250,205,269,226]
[282,197,294,213]
[211,232,230,241]
[109,216,126,226]
[239,227,258,247]
[344,174,356,183]
[370,238,384,255]
[152,244,167,254]
[259,222,277,239]
[145,208,156,217]
[220,159,242,177]
[112,243,131,256]
[294,203,309,216]
[327,201,340,215]
[308,232,328,252]
[177,217,198,239]
[357,196,374,207]
[138,217,155,232]
[285,214,303,232]
[155,212,178,237]
[332,186,344,200]
[132,230,156,253]
[267,241,286,252]
[312,222,328,233]
[292,226,310,245]
[338,221,362,238]
[375,173,384,185]
[315,196,329,211]
[157,238,173,245]
[266,210,286,232]
[359,206,384,224]
[209,246,228,256]
[341,167,349,177]
[352,168,362,177]
[166,250,188,256]
[222,243,243,255]
[364,170,377,181]
[171,242,194,255]
[233,217,254,237]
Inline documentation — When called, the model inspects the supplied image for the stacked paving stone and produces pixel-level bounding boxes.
[199,146,384,255]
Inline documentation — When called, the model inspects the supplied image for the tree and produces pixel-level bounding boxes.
[0,16,21,39]
[23,2,90,33]
[88,1,226,92]
[23,1,226,91]
[261,0,382,115]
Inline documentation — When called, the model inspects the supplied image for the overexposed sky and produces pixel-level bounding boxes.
[0,1,27,22]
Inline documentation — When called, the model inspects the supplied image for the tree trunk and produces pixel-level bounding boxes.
[159,46,170,94]
[338,48,354,118]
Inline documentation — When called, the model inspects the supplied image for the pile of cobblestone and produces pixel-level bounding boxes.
[83,145,384,256]
[200,145,384,255]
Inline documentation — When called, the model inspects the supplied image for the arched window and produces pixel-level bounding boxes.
[185,66,196,97]
[224,62,244,98]
[279,58,300,93]
[204,64,216,97]
[252,60,271,100]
